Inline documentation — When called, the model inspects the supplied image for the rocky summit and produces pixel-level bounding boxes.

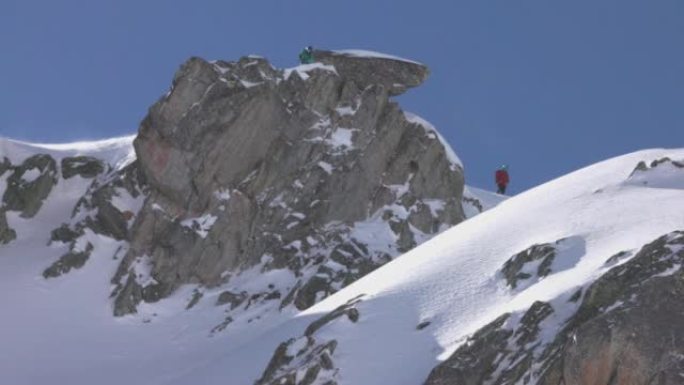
[1,48,683,385]
[110,51,465,316]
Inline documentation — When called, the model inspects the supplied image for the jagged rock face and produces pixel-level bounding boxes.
[313,50,429,96]
[0,209,16,244]
[256,296,363,385]
[61,156,105,179]
[501,237,585,290]
[2,154,58,218]
[44,161,146,279]
[501,242,557,289]
[112,53,465,316]
[424,230,684,385]
[0,157,10,176]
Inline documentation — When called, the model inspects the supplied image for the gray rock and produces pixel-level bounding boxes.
[49,224,81,244]
[256,296,362,385]
[312,50,429,96]
[61,156,105,179]
[186,290,203,310]
[294,275,331,311]
[2,154,58,218]
[0,157,10,177]
[216,290,247,309]
[631,157,684,177]
[501,242,557,289]
[43,242,95,278]
[112,53,465,316]
[70,161,146,241]
[424,314,513,385]
[423,230,684,385]
[0,209,17,244]
[43,160,147,281]
[500,236,584,289]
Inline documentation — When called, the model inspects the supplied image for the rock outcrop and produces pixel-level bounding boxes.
[2,154,58,218]
[111,52,465,317]
[256,296,363,385]
[61,156,105,179]
[424,230,684,385]
[44,160,146,278]
[313,50,429,96]
[0,209,16,244]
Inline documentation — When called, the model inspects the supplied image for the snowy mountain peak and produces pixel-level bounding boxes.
[3,50,683,385]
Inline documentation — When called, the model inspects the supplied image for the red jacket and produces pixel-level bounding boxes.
[495,170,509,185]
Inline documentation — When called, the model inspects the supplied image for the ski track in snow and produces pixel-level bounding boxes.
[1,135,683,385]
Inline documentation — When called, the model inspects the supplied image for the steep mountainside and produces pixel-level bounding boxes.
[166,148,684,385]
[0,50,474,385]
[1,50,681,385]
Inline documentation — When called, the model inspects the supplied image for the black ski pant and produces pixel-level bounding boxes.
[497,184,507,194]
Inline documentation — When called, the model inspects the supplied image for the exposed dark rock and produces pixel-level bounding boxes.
[2,154,58,218]
[39,160,147,282]
[43,242,95,278]
[49,224,81,244]
[216,290,247,309]
[186,290,203,310]
[313,50,429,96]
[294,275,331,311]
[424,230,684,385]
[256,297,362,385]
[0,157,10,176]
[65,160,146,243]
[501,237,584,289]
[424,314,513,385]
[631,157,684,177]
[112,52,464,316]
[462,195,483,213]
[305,296,363,337]
[536,231,684,385]
[61,156,105,179]
[0,209,17,244]
[256,340,296,385]
[113,274,143,317]
[501,242,557,289]
[603,250,631,267]
[514,301,554,347]
[210,316,234,334]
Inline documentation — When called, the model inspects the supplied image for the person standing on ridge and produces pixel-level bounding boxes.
[495,165,510,195]
[299,46,314,64]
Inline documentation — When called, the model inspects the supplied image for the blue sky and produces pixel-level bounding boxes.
[1,1,682,192]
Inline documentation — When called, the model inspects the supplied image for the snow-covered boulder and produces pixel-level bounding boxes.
[313,49,430,96]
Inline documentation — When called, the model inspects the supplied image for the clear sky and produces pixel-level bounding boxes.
[1,0,682,192]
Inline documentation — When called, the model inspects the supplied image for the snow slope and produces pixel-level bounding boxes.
[166,147,684,385]
[0,135,137,168]
[1,136,682,385]
[0,135,312,385]
[462,185,507,218]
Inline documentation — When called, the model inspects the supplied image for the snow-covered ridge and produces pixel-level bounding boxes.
[165,147,684,385]
[333,49,424,65]
[0,135,136,169]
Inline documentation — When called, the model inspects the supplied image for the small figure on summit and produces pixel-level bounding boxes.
[495,165,510,195]
[299,46,315,64]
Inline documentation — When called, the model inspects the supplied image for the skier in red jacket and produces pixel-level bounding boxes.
[495,165,509,195]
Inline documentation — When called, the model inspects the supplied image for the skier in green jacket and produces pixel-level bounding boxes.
[299,46,314,64]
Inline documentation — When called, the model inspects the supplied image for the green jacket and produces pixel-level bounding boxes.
[299,49,314,64]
